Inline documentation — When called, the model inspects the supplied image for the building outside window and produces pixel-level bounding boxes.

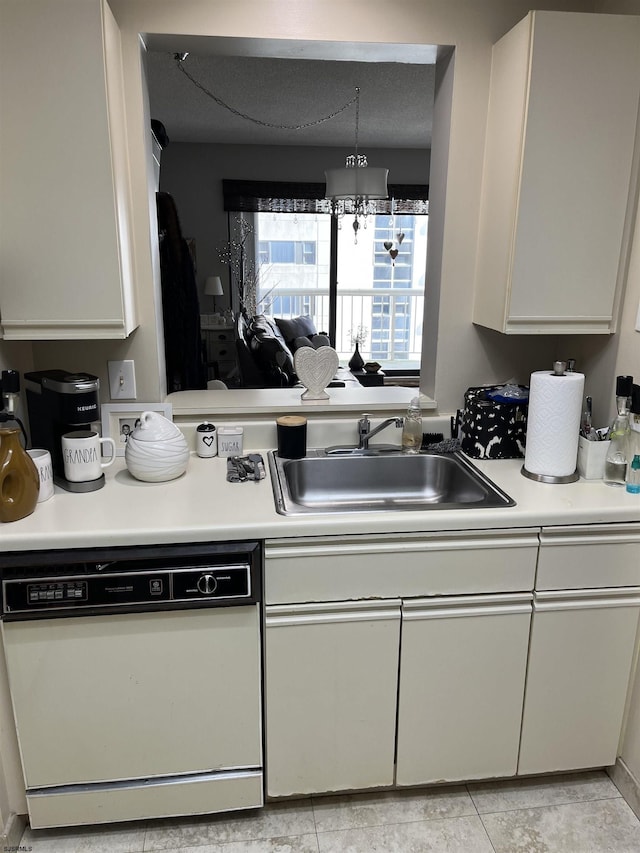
[255,211,427,369]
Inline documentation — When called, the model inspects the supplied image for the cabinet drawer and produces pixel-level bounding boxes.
[265,530,539,604]
[209,344,233,359]
[216,359,237,376]
[203,330,233,343]
[537,524,640,590]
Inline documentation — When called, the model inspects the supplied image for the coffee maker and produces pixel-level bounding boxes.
[25,370,103,492]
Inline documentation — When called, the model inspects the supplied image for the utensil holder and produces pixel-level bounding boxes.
[577,435,610,480]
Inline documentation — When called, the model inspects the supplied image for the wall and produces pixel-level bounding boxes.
[592,0,640,803]
[2,0,622,411]
[99,0,613,414]
[158,143,430,311]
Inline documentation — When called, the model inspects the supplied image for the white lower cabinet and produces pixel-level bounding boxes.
[396,594,532,785]
[518,587,640,775]
[265,600,401,797]
[264,526,640,797]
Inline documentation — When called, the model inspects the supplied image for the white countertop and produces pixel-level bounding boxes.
[168,385,435,417]
[1,453,640,554]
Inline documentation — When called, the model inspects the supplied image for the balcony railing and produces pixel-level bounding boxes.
[260,287,424,366]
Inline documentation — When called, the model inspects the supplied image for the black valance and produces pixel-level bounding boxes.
[222,179,429,215]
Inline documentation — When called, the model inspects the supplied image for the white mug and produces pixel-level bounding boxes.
[27,448,54,502]
[62,430,116,483]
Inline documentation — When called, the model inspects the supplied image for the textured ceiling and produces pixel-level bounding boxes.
[145,51,435,149]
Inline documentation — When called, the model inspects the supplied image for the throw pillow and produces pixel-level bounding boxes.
[275,315,317,345]
[310,333,330,349]
[291,333,332,352]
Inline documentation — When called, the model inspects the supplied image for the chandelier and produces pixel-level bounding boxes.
[324,87,389,241]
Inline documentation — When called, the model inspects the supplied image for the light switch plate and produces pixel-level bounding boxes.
[108,360,137,400]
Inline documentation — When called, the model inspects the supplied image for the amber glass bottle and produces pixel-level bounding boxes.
[0,428,39,522]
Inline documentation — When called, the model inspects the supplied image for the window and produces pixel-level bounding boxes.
[223,180,428,369]
[334,213,427,366]
[258,240,317,265]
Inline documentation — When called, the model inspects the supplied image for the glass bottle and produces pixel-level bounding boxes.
[604,375,633,486]
[628,384,640,468]
[402,397,423,453]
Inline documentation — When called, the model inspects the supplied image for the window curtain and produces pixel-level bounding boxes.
[222,179,428,215]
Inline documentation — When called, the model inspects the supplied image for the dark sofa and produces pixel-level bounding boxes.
[235,313,330,388]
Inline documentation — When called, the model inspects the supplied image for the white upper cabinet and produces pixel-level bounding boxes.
[473,12,640,335]
[0,0,137,340]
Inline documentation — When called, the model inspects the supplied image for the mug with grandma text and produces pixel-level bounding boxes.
[62,430,116,482]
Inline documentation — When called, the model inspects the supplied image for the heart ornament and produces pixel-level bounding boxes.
[383,241,393,251]
[294,346,339,401]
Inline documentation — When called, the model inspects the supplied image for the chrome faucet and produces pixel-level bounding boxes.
[357,414,404,450]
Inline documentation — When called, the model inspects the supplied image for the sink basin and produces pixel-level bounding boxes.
[269,450,515,515]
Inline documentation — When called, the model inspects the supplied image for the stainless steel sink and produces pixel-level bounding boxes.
[269,449,515,515]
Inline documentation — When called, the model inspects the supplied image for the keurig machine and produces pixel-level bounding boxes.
[25,370,103,492]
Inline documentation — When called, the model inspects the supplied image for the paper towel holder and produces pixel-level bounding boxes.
[521,466,579,484]
[521,360,580,484]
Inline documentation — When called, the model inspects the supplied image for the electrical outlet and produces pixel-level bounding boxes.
[108,360,137,400]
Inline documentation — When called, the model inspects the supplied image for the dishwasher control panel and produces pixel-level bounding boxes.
[3,564,252,616]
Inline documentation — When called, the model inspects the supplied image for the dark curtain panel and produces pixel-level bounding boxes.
[156,192,207,393]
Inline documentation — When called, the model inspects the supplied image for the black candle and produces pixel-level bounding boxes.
[276,415,307,459]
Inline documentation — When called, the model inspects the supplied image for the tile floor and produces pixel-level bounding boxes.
[19,770,640,853]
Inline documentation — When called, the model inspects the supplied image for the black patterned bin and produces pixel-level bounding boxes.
[460,385,529,459]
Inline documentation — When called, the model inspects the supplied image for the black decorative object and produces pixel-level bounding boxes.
[460,385,529,459]
[348,342,365,371]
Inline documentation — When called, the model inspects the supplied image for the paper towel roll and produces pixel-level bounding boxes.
[523,369,585,480]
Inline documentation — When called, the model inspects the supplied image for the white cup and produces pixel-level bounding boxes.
[27,448,54,502]
[62,430,116,483]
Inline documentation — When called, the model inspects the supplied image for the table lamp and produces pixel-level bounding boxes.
[204,276,224,313]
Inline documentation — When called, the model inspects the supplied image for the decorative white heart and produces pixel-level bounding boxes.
[294,346,339,401]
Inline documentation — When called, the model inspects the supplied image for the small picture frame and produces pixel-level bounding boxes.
[101,403,173,457]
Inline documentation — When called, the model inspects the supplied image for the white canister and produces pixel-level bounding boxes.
[125,411,189,482]
[196,422,217,457]
[218,427,244,457]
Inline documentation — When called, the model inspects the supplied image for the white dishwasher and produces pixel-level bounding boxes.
[0,541,263,829]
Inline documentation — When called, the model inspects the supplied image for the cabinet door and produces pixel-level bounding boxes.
[0,0,136,339]
[519,588,640,775]
[265,600,400,797]
[474,11,640,334]
[396,594,532,785]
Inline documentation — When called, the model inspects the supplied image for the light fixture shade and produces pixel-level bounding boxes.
[204,275,224,297]
[325,167,388,201]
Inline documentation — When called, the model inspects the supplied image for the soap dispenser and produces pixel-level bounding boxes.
[402,397,423,453]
